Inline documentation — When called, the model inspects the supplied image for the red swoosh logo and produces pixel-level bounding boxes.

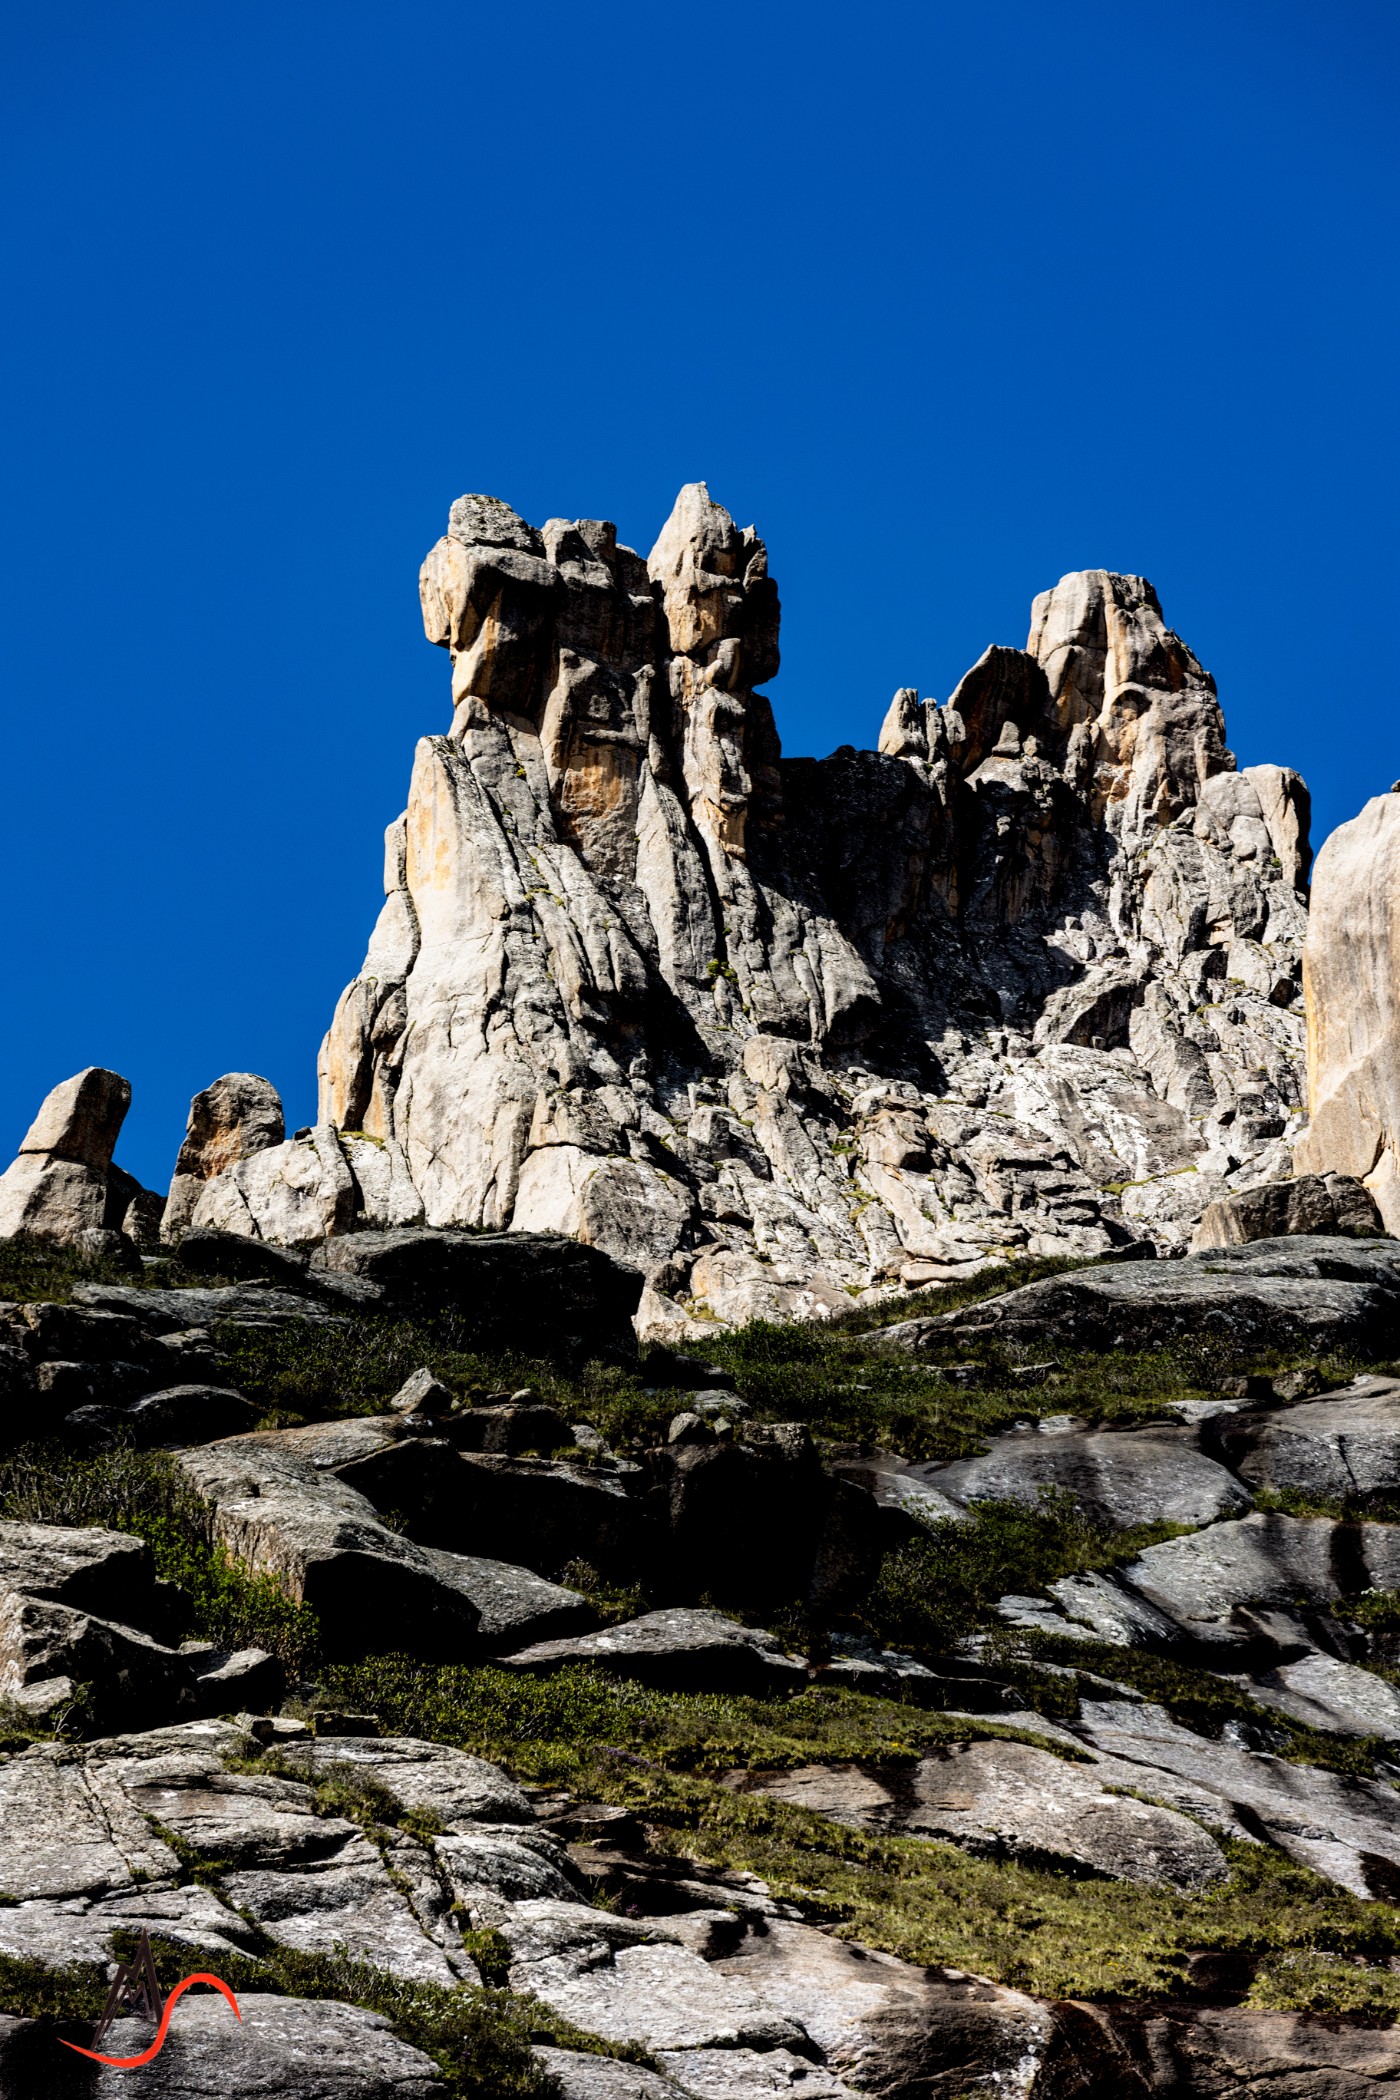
[59,1973,242,2067]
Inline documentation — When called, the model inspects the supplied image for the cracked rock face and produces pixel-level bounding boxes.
[172,487,1314,1330]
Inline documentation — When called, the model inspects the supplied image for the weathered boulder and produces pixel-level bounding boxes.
[333,1438,651,1582]
[918,1422,1251,1531]
[500,1607,809,1694]
[0,1068,133,1248]
[0,1521,195,1730]
[746,1738,1229,1889]
[162,1073,287,1241]
[175,1437,483,1659]
[1189,1170,1382,1252]
[452,1400,573,1453]
[888,1237,1400,1358]
[312,1228,642,1364]
[124,1383,261,1446]
[647,1429,880,1611]
[1296,790,1400,1230]
[1208,1373,1400,1504]
[172,1227,313,1286]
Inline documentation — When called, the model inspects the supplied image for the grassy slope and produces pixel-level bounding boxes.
[3,1236,1400,2023]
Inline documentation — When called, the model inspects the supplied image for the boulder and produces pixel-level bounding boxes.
[746,1738,1229,1889]
[1208,1373,1400,1505]
[161,1072,287,1241]
[918,1423,1251,1531]
[333,1439,651,1582]
[1189,1170,1382,1252]
[500,1607,809,1695]
[452,1401,573,1453]
[0,1068,132,1246]
[185,1643,284,1716]
[172,1228,312,1285]
[649,1430,881,1611]
[412,1550,597,1649]
[125,1383,262,1446]
[311,1228,642,1364]
[0,1521,197,1730]
[889,1237,1400,1358]
[176,1437,484,1659]
[387,1366,454,1417]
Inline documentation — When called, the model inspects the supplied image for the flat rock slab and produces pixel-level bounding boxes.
[655,2049,859,2099]
[0,1745,178,1899]
[882,1237,1400,1357]
[918,1425,1250,1530]
[48,1993,448,2097]
[525,1937,810,2055]
[1121,1511,1400,1638]
[1213,1374,1400,1501]
[71,1280,355,1330]
[275,1733,536,1827]
[744,1741,1228,1889]
[1066,1697,1400,1898]
[500,1608,809,1695]
[535,2052,692,2100]
[1239,1652,1400,1740]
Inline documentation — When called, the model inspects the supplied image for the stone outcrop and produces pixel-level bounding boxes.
[1189,1168,1381,1251]
[169,488,1316,1329]
[0,1068,145,1255]
[161,1073,288,1239]
[1296,788,1400,1229]
[882,1235,1400,1358]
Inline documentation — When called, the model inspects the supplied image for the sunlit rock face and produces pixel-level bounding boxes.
[210,485,1312,1330]
[1296,791,1400,1228]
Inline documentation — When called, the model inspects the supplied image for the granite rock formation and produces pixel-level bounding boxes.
[168,487,1313,1332]
[0,1069,134,1253]
[1295,788,1400,1230]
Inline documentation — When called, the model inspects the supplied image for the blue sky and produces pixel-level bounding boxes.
[2,1,1396,1192]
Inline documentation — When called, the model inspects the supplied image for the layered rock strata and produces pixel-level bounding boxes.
[172,487,1314,1331]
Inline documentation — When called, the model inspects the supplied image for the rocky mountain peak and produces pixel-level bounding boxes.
[109,484,1312,1331]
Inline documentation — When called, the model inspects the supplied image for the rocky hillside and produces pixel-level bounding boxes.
[7,488,1400,2094]
[3,1220,1400,2092]
[131,485,1314,1336]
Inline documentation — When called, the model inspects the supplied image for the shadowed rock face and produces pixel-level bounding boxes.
[174,488,1315,1331]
